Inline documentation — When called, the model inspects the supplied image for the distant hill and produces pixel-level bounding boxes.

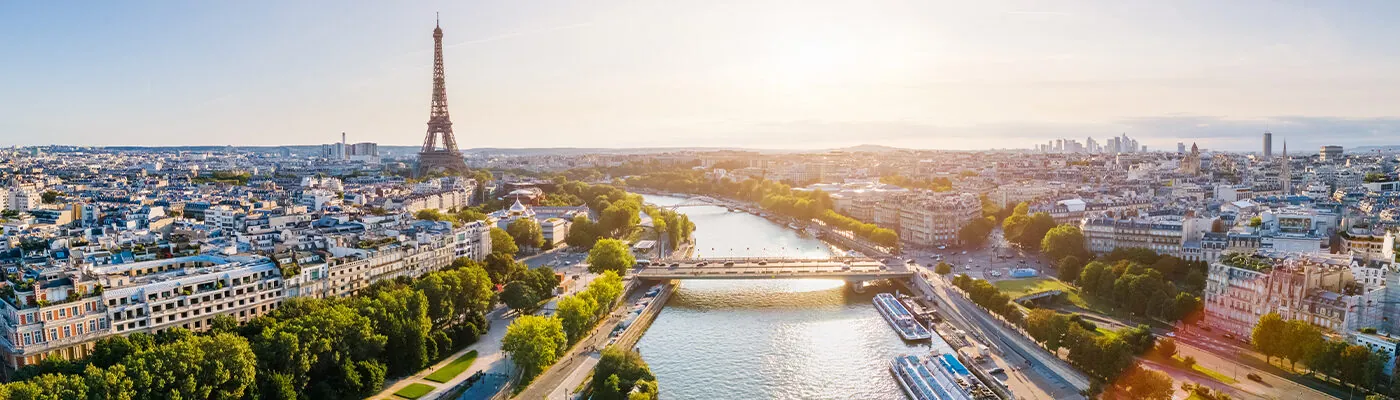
[830,144,914,153]
[1350,145,1400,153]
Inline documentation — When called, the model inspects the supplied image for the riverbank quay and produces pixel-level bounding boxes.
[511,278,669,399]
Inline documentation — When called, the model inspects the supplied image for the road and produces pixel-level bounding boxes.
[513,284,651,400]
[916,272,1091,399]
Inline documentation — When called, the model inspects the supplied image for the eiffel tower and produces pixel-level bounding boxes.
[417,15,469,176]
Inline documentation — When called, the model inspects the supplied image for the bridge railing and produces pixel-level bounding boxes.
[666,256,878,264]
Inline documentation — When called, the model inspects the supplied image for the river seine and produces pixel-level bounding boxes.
[637,194,923,399]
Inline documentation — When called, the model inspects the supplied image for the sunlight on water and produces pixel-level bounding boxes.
[636,195,914,399]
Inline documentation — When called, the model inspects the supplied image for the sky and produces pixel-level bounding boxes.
[3,0,1400,151]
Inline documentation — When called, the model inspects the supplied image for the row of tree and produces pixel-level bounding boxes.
[623,170,897,247]
[5,258,498,399]
[817,210,899,248]
[501,271,625,384]
[644,206,694,252]
[951,274,1023,324]
[1252,312,1393,394]
[1075,260,1202,322]
[1023,309,1158,382]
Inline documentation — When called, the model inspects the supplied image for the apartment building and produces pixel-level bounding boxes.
[1080,214,1211,258]
[323,234,456,298]
[95,255,285,337]
[1204,253,1363,338]
[892,192,981,247]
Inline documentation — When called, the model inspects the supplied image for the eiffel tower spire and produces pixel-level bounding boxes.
[418,14,468,175]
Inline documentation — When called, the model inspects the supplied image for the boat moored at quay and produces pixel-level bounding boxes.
[874,292,932,340]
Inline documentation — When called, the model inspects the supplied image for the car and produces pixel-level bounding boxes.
[724,261,735,267]
[961,251,967,255]
[696,262,708,267]
[1199,325,1212,332]
[1246,373,1263,382]
[987,367,1005,374]
[1222,333,1235,340]
[758,261,768,266]
[841,265,851,271]
[1165,332,1176,338]
[669,263,680,267]
[879,265,888,270]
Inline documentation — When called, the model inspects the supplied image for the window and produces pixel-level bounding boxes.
[22,332,31,345]
[88,320,96,332]
[44,311,52,321]
[63,326,71,337]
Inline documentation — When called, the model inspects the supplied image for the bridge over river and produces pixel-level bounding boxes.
[633,256,915,281]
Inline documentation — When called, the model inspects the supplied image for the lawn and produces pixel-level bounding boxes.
[394,383,436,399]
[1173,356,1239,384]
[425,350,479,383]
[993,277,1087,307]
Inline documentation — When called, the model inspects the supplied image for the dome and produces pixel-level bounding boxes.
[509,199,528,213]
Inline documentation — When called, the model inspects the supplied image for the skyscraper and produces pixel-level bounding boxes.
[1281,141,1291,194]
[1263,131,1273,158]
[1177,142,1185,154]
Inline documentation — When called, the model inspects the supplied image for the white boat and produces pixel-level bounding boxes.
[873,293,932,340]
[889,351,998,400]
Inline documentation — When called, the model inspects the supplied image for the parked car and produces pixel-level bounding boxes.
[757,261,768,266]
[987,367,1005,374]
[724,261,735,267]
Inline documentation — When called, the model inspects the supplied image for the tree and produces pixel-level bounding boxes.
[414,209,446,221]
[490,227,518,256]
[588,239,636,275]
[1181,355,1196,369]
[1156,337,1178,358]
[934,262,952,275]
[124,333,258,400]
[507,218,545,250]
[556,294,599,343]
[1017,213,1058,249]
[1056,256,1083,282]
[501,315,568,383]
[565,214,600,248]
[484,252,526,285]
[1117,367,1174,400]
[1041,224,1087,261]
[502,281,540,311]
[1282,320,1322,372]
[1077,261,1110,291]
[958,216,997,248]
[582,271,625,311]
[1253,312,1287,364]
[522,266,562,298]
[455,209,488,223]
[1025,309,1070,352]
[590,346,658,400]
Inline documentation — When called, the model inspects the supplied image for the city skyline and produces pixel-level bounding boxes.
[4,1,1400,151]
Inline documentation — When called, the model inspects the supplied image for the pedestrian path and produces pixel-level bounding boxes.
[373,308,515,400]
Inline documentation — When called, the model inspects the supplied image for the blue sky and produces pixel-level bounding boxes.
[3,0,1400,151]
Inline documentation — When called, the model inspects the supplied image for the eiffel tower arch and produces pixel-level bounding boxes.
[417,16,469,177]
